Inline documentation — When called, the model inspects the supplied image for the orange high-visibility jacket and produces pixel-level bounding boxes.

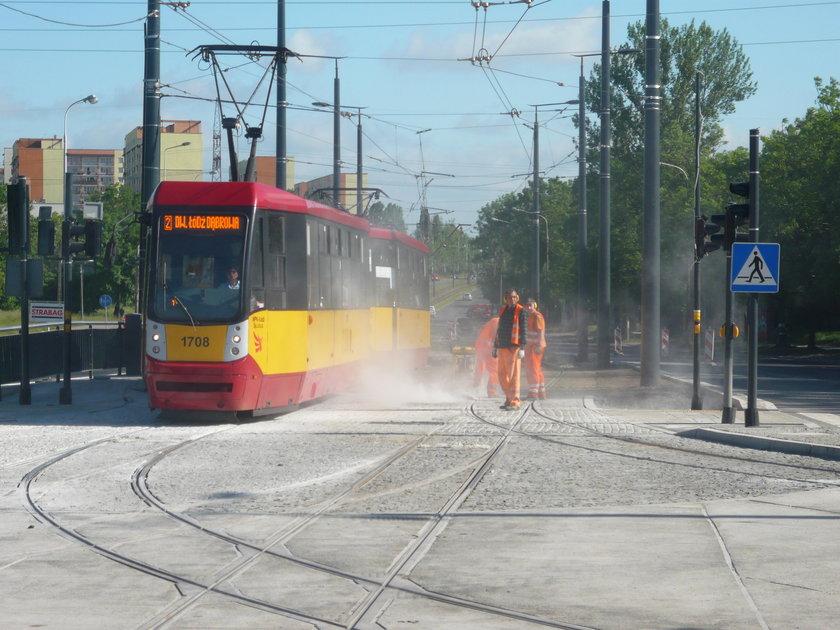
[495,303,526,348]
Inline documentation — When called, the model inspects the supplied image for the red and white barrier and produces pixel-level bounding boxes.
[661,328,670,357]
[614,327,623,355]
[704,327,715,362]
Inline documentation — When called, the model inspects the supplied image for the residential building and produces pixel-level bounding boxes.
[123,120,203,193]
[234,155,296,191]
[5,138,123,214]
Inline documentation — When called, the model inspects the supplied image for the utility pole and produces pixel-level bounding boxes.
[138,0,160,313]
[641,0,661,386]
[276,0,287,190]
[332,60,340,206]
[596,0,612,369]
[577,57,588,363]
[532,107,540,301]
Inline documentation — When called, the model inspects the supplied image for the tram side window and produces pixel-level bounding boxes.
[266,214,286,307]
[248,216,266,310]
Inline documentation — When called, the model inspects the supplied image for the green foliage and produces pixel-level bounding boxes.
[473,178,577,312]
[582,18,756,327]
[83,184,142,315]
[760,77,840,340]
[366,201,407,232]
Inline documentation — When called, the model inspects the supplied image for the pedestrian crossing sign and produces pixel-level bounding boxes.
[731,243,780,293]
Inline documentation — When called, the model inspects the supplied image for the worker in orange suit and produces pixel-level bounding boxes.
[493,289,527,410]
[473,316,500,396]
[524,298,546,399]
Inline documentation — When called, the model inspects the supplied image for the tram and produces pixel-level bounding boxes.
[143,181,430,415]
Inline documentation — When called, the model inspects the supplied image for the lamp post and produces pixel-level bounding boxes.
[528,100,578,302]
[513,209,549,275]
[163,141,191,181]
[341,107,366,213]
[63,94,98,219]
[60,93,97,405]
[312,59,341,206]
[575,30,641,369]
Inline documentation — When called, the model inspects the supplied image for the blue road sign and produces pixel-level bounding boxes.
[731,243,780,293]
[99,294,113,308]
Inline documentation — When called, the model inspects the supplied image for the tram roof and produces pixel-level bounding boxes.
[151,181,370,231]
[369,227,429,254]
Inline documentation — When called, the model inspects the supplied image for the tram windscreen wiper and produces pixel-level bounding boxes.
[171,294,199,327]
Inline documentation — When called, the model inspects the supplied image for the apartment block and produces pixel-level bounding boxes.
[124,120,203,193]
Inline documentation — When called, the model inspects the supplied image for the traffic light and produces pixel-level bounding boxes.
[104,236,117,268]
[695,214,726,259]
[6,179,29,255]
[725,180,751,248]
[37,206,55,257]
[61,218,103,260]
[84,219,102,258]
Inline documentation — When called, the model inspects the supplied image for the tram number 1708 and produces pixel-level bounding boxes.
[181,335,212,348]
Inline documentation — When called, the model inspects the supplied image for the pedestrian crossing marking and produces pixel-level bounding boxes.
[731,242,780,293]
[733,246,776,286]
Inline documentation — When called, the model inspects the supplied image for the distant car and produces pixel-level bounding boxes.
[429,305,437,318]
[467,303,492,320]
[461,292,473,301]
[432,274,440,281]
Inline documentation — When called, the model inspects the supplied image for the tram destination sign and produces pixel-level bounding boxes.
[162,214,244,232]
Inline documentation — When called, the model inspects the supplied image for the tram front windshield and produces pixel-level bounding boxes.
[149,213,247,323]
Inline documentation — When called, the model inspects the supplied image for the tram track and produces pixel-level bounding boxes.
[129,403,594,629]
[21,396,832,629]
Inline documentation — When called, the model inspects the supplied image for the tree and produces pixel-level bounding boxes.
[366,201,407,232]
[84,184,142,315]
[760,77,840,346]
[583,18,756,336]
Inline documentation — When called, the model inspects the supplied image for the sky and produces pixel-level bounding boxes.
[1,0,838,232]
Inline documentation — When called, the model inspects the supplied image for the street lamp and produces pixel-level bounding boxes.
[163,141,191,181]
[528,100,578,302]
[312,59,341,207]
[63,94,97,218]
[513,209,549,275]
[574,41,641,368]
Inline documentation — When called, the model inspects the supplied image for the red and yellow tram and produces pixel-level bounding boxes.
[143,181,430,416]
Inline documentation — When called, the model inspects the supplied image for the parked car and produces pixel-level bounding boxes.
[467,303,492,320]
[461,292,473,301]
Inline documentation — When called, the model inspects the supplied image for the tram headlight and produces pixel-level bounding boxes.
[152,333,161,342]
[152,346,160,354]
[231,347,240,356]
[232,335,241,344]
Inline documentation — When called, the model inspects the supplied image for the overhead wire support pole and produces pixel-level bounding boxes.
[138,0,160,315]
[532,107,540,301]
[577,56,588,364]
[641,0,661,386]
[276,0,286,190]
[596,0,612,370]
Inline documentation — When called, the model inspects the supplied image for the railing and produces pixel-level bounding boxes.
[0,315,142,390]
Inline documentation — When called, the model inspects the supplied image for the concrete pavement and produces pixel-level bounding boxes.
[3,364,840,628]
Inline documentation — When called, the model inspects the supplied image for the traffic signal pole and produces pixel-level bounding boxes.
[691,72,703,410]
[721,245,735,423]
[745,129,761,427]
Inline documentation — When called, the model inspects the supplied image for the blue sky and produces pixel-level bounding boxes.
[2,0,838,230]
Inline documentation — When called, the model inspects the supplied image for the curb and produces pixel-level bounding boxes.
[677,427,840,461]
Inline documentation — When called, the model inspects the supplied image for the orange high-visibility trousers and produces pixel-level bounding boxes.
[524,344,545,399]
[473,350,499,396]
[497,347,521,407]
[473,317,500,396]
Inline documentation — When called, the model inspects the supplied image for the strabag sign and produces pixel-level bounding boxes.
[30,301,65,323]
